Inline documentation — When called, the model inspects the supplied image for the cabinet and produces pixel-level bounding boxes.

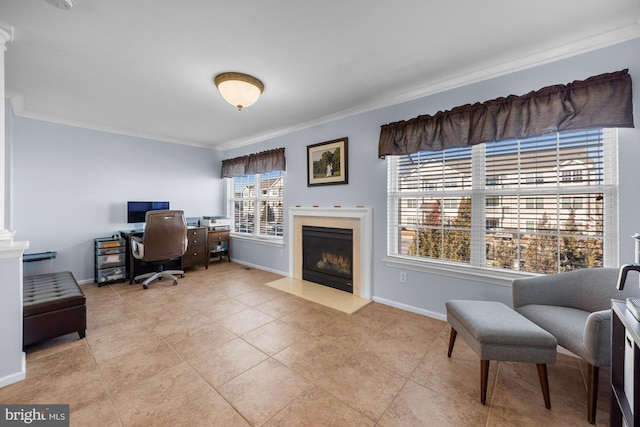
[183,227,208,270]
[208,230,230,263]
[611,299,640,426]
[94,237,127,286]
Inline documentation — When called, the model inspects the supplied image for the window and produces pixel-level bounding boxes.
[524,197,544,209]
[561,169,583,183]
[387,129,616,274]
[230,171,284,237]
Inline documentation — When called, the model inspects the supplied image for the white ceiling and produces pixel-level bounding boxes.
[2,0,640,150]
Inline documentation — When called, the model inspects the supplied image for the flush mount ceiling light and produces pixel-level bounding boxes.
[213,72,264,111]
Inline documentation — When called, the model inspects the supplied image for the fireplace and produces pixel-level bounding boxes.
[289,206,372,299]
[302,226,353,293]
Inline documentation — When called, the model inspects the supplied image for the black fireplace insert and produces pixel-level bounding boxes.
[302,225,353,293]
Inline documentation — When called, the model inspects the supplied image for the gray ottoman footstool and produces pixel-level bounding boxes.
[445,300,557,408]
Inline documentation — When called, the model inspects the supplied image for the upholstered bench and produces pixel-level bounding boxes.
[23,271,86,348]
[445,300,557,408]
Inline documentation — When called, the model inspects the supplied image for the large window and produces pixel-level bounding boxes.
[230,171,284,237]
[387,129,617,274]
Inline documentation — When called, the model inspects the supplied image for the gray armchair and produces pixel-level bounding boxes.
[131,210,188,289]
[512,268,640,423]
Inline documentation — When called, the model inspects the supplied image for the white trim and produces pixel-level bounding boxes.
[8,24,640,151]
[373,296,447,322]
[289,206,373,299]
[232,258,288,277]
[0,240,29,260]
[384,255,539,287]
[230,232,284,247]
[0,353,25,388]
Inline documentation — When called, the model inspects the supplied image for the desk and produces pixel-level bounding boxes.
[121,227,208,284]
[208,229,231,263]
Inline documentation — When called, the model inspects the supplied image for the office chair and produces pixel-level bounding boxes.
[130,210,188,289]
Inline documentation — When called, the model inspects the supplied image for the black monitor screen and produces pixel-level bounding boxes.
[127,201,170,223]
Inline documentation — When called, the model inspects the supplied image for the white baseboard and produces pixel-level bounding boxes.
[232,259,288,277]
[372,296,447,322]
[0,353,25,388]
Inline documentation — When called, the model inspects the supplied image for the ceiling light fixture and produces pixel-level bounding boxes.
[45,0,74,10]
[213,72,264,111]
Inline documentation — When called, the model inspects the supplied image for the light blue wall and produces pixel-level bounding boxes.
[7,38,640,319]
[224,38,640,319]
[8,116,225,282]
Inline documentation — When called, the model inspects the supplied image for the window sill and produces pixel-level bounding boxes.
[383,255,540,287]
[230,232,284,247]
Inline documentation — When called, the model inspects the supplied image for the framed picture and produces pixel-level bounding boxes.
[307,137,348,186]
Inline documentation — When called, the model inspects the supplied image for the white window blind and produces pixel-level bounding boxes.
[387,129,617,274]
[230,171,284,237]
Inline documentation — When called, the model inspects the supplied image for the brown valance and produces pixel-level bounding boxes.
[378,69,634,158]
[221,147,286,178]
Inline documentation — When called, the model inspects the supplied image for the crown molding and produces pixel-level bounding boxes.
[7,20,640,152]
[220,21,640,150]
[0,22,14,49]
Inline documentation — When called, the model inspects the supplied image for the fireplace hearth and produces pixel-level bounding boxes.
[302,225,353,293]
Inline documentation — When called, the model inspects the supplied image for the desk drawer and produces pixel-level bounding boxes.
[96,238,126,249]
[97,267,126,283]
[209,231,230,242]
[183,250,204,266]
[98,246,126,256]
[187,228,206,245]
[96,253,126,268]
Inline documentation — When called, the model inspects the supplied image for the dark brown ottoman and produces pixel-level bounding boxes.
[23,271,86,348]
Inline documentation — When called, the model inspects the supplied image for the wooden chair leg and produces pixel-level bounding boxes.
[481,360,490,405]
[536,363,551,409]
[447,327,457,358]
[587,364,599,424]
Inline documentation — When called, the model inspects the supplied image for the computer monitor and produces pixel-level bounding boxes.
[127,201,170,223]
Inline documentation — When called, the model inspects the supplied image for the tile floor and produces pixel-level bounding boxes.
[0,263,610,426]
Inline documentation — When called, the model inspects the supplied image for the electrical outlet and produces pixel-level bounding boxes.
[400,271,407,283]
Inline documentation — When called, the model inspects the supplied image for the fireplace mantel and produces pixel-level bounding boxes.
[288,207,372,299]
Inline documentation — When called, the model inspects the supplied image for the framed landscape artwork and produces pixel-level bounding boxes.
[307,137,348,186]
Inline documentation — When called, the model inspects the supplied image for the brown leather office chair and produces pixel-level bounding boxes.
[131,210,188,289]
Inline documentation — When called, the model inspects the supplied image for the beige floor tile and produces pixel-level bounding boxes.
[310,314,377,353]
[216,307,276,335]
[162,321,237,365]
[264,386,375,426]
[378,380,489,426]
[411,329,499,404]
[316,354,406,421]
[97,339,183,395]
[218,358,311,426]
[488,358,587,426]
[69,399,121,427]
[194,295,250,321]
[233,286,282,307]
[112,362,249,427]
[254,293,309,318]
[280,304,342,333]
[5,264,608,426]
[242,319,308,355]
[189,337,269,387]
[274,335,352,381]
[353,329,431,378]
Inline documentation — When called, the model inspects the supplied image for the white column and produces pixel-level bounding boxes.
[0,22,29,389]
[0,23,11,231]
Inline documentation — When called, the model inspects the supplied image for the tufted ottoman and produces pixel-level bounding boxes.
[23,271,86,348]
[446,300,557,409]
